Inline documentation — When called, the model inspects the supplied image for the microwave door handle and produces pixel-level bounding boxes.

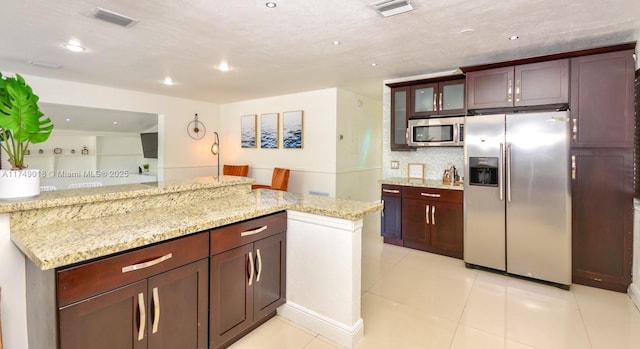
[405,127,410,145]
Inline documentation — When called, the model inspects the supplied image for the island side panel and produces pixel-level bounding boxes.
[25,261,58,348]
[279,210,363,349]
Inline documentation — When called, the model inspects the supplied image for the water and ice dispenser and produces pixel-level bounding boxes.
[468,157,498,187]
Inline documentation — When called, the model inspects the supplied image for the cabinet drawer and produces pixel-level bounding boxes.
[210,211,287,255]
[402,186,463,203]
[57,232,209,307]
[381,185,402,197]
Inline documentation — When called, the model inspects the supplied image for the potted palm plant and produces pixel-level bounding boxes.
[0,72,54,199]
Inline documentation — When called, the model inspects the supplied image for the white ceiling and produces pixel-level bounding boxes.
[1,0,639,106]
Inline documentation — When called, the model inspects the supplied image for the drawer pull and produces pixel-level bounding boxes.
[382,189,400,194]
[420,193,441,198]
[137,292,146,341]
[152,287,160,334]
[256,248,263,282]
[122,253,173,273]
[248,251,254,286]
[241,225,268,237]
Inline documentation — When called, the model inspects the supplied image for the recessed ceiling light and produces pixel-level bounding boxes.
[332,40,341,46]
[218,63,231,72]
[65,118,71,122]
[459,28,475,34]
[163,77,174,85]
[113,121,118,125]
[63,42,86,52]
[265,2,277,8]
[371,63,377,67]
[508,35,520,41]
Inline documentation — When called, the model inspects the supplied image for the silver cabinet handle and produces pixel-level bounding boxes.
[248,251,254,286]
[123,253,172,273]
[499,143,504,201]
[152,287,160,334]
[439,92,443,111]
[137,292,146,341]
[421,193,441,198]
[515,79,521,102]
[506,144,512,203]
[425,205,430,224]
[571,155,576,180]
[383,189,400,194]
[572,118,577,142]
[381,199,384,217]
[507,79,513,103]
[256,249,262,283]
[241,226,267,237]
[433,93,437,111]
[432,206,436,225]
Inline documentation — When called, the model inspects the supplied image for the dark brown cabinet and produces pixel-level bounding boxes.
[571,149,633,292]
[570,50,635,148]
[569,48,635,293]
[466,59,569,110]
[395,186,464,259]
[210,212,287,349]
[57,233,210,349]
[381,184,402,244]
[410,79,466,117]
[390,86,412,151]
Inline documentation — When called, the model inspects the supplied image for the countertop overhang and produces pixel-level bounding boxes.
[6,176,381,270]
[380,177,464,190]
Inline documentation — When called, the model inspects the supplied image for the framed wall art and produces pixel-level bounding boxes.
[260,113,279,149]
[282,110,303,149]
[240,114,257,148]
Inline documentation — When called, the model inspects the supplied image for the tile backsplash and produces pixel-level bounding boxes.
[382,147,464,181]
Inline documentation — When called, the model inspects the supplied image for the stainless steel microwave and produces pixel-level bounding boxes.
[407,117,464,147]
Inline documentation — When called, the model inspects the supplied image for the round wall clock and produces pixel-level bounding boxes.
[187,113,207,140]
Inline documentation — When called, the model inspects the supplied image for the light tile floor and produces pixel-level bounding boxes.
[230,217,640,349]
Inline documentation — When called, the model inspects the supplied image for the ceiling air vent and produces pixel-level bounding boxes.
[90,7,138,28]
[370,0,414,17]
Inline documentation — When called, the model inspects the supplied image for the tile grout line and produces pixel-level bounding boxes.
[447,269,479,349]
[572,288,595,349]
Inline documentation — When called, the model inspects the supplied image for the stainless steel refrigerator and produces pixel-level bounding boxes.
[463,111,571,286]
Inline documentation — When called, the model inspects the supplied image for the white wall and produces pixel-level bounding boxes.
[220,88,338,196]
[0,72,222,348]
[335,89,382,202]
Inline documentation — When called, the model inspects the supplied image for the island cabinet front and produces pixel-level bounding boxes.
[29,231,210,349]
[209,211,287,349]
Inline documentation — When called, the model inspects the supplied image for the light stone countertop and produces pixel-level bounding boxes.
[380,177,464,191]
[10,185,382,270]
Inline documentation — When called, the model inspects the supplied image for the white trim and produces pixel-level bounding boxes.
[629,283,640,311]
[278,302,364,349]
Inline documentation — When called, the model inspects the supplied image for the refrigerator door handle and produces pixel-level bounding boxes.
[506,143,512,203]
[499,143,504,201]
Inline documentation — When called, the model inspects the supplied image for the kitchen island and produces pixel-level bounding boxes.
[1,176,381,349]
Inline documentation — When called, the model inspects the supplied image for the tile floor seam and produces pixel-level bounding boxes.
[448,271,480,349]
[572,289,595,349]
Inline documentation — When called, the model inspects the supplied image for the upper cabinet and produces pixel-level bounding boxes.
[410,78,466,117]
[466,59,569,110]
[570,50,635,148]
[389,86,413,151]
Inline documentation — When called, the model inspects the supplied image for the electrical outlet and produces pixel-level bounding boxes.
[391,161,399,169]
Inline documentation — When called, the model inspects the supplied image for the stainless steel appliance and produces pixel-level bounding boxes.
[407,117,464,147]
[463,111,571,286]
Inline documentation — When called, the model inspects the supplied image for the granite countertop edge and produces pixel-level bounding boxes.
[11,189,382,271]
[380,177,464,191]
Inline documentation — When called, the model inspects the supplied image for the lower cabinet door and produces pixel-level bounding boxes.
[253,232,286,320]
[402,198,429,250]
[381,195,402,240]
[210,244,254,348]
[59,280,148,349]
[147,259,209,349]
[429,202,463,258]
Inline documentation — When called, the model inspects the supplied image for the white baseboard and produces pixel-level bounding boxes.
[629,283,640,311]
[278,301,364,349]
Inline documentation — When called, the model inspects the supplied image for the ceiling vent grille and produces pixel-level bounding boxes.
[370,0,414,17]
[90,7,138,28]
